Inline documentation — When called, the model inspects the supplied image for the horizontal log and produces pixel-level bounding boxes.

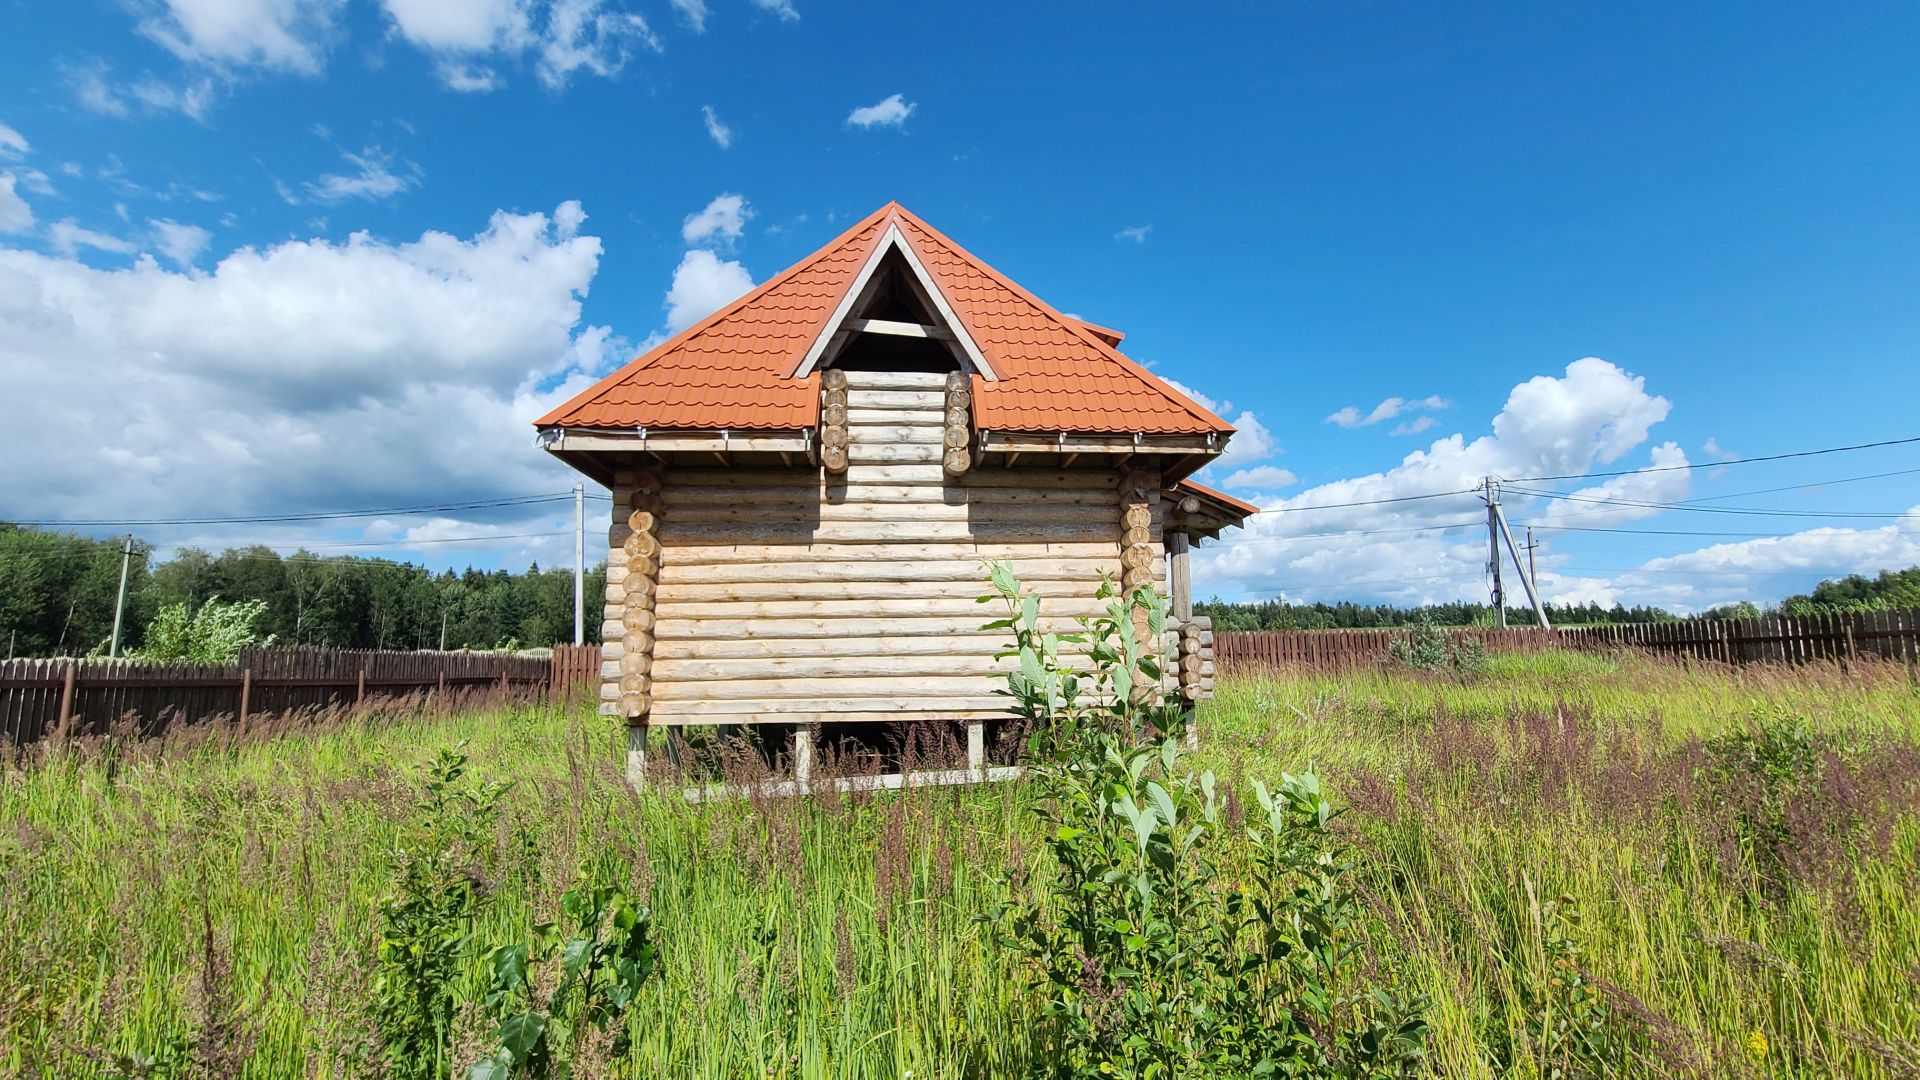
[842,424,945,445]
[652,635,1005,660]
[656,540,1130,564]
[846,410,947,427]
[655,520,1129,544]
[846,389,945,410]
[658,501,1125,526]
[661,466,1122,488]
[660,484,1127,507]
[656,578,1100,603]
[646,706,1012,726]
[655,653,1033,681]
[843,371,950,390]
[647,695,1011,718]
[655,675,1006,702]
[652,615,1087,640]
[659,558,1153,585]
[846,443,943,464]
[653,597,1111,620]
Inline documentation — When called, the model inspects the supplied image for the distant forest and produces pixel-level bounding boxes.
[5,522,1916,658]
[0,524,605,659]
[1197,566,1920,632]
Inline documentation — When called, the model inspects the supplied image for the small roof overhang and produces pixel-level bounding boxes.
[1166,478,1259,542]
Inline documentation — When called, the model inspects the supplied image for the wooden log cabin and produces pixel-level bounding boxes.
[534,202,1255,788]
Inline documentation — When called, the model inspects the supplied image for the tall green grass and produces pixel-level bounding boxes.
[2,653,1917,1076]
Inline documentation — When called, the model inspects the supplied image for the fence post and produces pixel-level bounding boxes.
[238,667,252,725]
[58,661,76,733]
[356,666,366,706]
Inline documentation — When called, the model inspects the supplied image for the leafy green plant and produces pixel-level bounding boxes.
[372,742,511,1079]
[1701,712,1828,894]
[467,858,659,1079]
[1498,888,1614,1077]
[130,595,274,663]
[980,564,1430,1077]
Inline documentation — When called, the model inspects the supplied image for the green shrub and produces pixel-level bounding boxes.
[980,565,1430,1077]
[371,742,510,1078]
[1385,617,1485,675]
[467,857,659,1078]
[132,595,273,663]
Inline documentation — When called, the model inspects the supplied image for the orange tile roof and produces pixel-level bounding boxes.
[536,202,1235,437]
[1174,478,1262,519]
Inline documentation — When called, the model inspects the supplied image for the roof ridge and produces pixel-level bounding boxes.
[890,204,1234,435]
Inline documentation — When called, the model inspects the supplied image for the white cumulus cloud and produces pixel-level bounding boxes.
[380,0,658,92]
[135,0,340,75]
[0,123,27,158]
[0,174,33,235]
[0,202,624,569]
[1218,466,1298,491]
[846,93,914,129]
[681,192,751,246]
[148,219,213,267]
[1194,358,1679,605]
[662,248,753,332]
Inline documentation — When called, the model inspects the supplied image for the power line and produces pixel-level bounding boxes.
[1532,524,1858,538]
[1508,486,1915,520]
[148,531,570,551]
[1519,466,1920,524]
[1250,488,1480,514]
[1502,435,1920,483]
[9,491,599,529]
[1217,519,1486,545]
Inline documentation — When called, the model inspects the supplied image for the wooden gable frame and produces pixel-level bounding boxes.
[790,223,999,380]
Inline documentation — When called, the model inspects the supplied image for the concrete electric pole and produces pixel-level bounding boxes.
[573,482,585,647]
[109,534,134,658]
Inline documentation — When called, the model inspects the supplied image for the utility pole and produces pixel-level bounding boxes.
[109,534,134,658]
[1493,501,1551,629]
[1484,478,1506,628]
[1525,527,1540,595]
[573,481,585,647]
[439,609,448,651]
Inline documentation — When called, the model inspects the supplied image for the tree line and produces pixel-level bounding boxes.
[0,524,605,659]
[1192,596,1682,633]
[1196,565,1920,632]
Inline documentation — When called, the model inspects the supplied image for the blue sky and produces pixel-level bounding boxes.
[1,0,1917,611]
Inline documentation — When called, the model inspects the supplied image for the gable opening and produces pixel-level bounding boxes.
[794,222,996,380]
[822,250,962,373]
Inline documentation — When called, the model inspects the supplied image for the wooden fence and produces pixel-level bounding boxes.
[0,645,602,745]
[1214,609,1920,672]
[550,643,602,703]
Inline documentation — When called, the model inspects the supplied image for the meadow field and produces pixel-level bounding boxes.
[2,651,1917,1077]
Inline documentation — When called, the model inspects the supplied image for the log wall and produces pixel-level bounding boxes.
[597,370,1166,726]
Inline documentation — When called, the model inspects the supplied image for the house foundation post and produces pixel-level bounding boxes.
[793,725,815,794]
[626,723,648,789]
[966,721,986,782]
